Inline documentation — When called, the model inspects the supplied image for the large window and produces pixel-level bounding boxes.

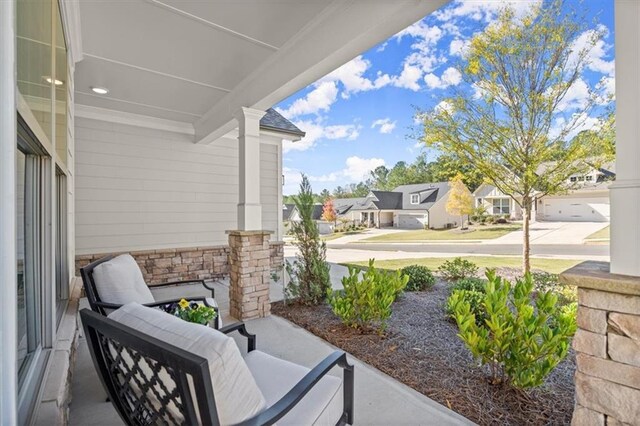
[492,198,510,215]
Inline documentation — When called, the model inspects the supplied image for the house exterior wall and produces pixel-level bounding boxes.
[427,192,461,229]
[74,116,281,255]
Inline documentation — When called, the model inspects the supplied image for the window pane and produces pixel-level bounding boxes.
[16,150,42,386]
[17,0,53,142]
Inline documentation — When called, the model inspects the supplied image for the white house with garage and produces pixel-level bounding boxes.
[473,162,615,222]
[334,182,466,229]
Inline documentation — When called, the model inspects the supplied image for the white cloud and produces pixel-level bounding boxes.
[282,120,361,153]
[549,112,602,141]
[277,81,338,118]
[321,55,391,99]
[424,67,462,89]
[449,38,470,57]
[343,156,386,181]
[435,100,454,114]
[570,26,614,77]
[434,0,541,23]
[371,118,397,134]
[557,78,591,112]
[324,124,361,140]
[283,167,304,195]
[391,64,423,91]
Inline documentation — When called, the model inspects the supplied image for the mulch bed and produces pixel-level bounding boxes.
[272,274,575,425]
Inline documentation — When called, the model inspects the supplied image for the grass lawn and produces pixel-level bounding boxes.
[585,225,610,241]
[361,224,521,242]
[321,230,364,242]
[345,256,582,274]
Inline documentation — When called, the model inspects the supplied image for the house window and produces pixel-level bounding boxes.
[586,175,593,181]
[570,176,577,182]
[578,176,585,181]
[492,198,510,215]
[410,194,420,204]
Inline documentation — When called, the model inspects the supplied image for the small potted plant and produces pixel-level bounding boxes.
[162,299,217,326]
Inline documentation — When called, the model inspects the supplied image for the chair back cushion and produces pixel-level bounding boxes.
[92,254,155,305]
[108,303,267,424]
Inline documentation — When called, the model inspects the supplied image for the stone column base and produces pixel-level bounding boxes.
[227,230,273,320]
[560,261,640,425]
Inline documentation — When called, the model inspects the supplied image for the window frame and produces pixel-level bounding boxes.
[410,194,420,204]
[492,198,510,215]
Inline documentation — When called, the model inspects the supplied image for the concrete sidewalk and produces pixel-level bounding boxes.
[489,221,608,245]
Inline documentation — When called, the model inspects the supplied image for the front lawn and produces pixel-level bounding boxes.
[320,230,364,242]
[345,256,581,274]
[361,224,521,242]
[585,225,610,241]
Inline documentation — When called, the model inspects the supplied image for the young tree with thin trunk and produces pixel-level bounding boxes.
[321,198,337,225]
[421,0,609,274]
[446,173,474,230]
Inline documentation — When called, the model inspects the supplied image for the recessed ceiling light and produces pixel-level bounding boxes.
[43,76,64,86]
[91,86,109,95]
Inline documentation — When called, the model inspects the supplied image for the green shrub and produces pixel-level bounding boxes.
[449,270,577,388]
[328,259,408,332]
[531,272,577,306]
[453,277,487,293]
[437,257,479,281]
[447,289,486,325]
[400,265,436,291]
[285,175,331,305]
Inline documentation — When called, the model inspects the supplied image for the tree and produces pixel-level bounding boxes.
[446,173,474,229]
[285,174,331,305]
[370,165,390,190]
[321,198,337,223]
[428,153,484,192]
[421,0,607,273]
[319,189,332,202]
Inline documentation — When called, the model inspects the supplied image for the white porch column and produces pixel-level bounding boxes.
[0,0,18,421]
[611,0,640,277]
[235,107,267,230]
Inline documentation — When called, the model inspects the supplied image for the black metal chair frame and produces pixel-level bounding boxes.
[81,309,355,426]
[80,254,220,328]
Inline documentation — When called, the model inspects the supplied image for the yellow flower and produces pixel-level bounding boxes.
[178,299,190,309]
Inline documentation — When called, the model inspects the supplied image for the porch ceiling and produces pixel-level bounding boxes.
[73,0,448,142]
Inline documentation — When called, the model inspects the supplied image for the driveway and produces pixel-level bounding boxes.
[488,221,609,245]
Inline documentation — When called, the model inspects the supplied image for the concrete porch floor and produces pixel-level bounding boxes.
[69,275,472,425]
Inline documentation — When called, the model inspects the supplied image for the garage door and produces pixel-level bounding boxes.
[397,214,425,229]
[543,197,610,222]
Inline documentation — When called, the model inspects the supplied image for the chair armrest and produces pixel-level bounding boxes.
[235,351,355,426]
[219,322,256,352]
[149,279,215,298]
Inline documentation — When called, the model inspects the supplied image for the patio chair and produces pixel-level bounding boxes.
[80,254,220,328]
[80,303,355,425]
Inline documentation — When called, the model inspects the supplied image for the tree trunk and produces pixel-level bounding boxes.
[522,198,531,275]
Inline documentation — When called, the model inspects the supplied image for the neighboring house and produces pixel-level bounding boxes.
[473,162,615,222]
[283,203,333,234]
[333,182,468,229]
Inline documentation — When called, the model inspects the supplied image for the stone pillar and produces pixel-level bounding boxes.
[227,230,272,320]
[235,107,266,231]
[561,262,640,425]
[611,0,640,276]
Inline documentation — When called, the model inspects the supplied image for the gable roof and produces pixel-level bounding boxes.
[260,108,305,137]
[283,204,296,221]
[392,182,451,210]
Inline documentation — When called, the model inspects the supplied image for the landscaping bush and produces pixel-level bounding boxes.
[328,259,408,332]
[400,265,436,291]
[453,277,487,293]
[495,217,508,224]
[531,272,577,306]
[449,270,577,388]
[437,257,479,281]
[447,289,486,325]
[285,175,331,305]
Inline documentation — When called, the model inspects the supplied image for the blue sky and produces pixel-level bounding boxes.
[276,0,615,195]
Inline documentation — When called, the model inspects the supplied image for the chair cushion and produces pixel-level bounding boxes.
[92,254,154,305]
[108,303,267,425]
[244,350,343,426]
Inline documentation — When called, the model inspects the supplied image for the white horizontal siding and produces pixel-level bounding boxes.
[75,117,281,254]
